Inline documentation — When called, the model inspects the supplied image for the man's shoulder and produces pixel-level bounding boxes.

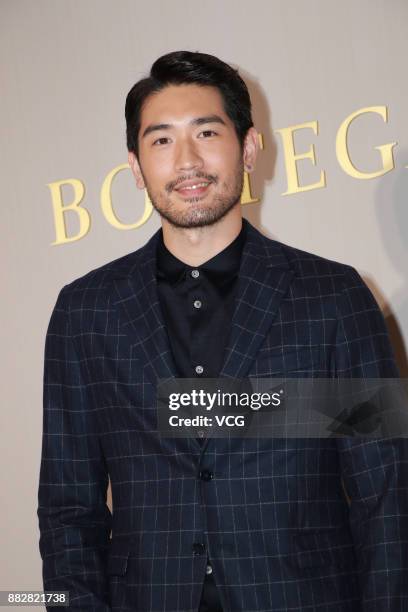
[56,230,158,308]
[278,239,355,280]
[251,222,358,289]
[256,230,377,318]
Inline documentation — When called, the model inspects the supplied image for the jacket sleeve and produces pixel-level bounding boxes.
[334,266,408,610]
[37,286,112,611]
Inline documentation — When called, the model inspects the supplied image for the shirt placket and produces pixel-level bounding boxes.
[187,268,207,377]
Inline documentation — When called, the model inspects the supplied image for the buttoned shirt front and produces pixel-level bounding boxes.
[155,222,247,612]
[156,223,247,380]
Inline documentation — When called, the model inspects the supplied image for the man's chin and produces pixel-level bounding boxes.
[160,213,220,229]
[158,205,237,229]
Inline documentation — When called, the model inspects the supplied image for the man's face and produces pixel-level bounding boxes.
[128,84,254,229]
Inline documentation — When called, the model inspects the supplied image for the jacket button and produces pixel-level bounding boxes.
[192,542,206,556]
[199,470,214,481]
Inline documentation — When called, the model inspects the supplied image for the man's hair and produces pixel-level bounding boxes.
[125,50,253,158]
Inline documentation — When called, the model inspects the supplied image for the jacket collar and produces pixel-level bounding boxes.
[156,221,247,287]
[111,217,294,378]
[110,219,294,452]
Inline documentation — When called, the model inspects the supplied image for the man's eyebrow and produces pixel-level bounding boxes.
[141,115,227,139]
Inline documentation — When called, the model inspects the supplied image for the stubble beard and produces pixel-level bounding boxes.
[141,160,245,229]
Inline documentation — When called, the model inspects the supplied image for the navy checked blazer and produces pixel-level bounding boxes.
[37,218,408,611]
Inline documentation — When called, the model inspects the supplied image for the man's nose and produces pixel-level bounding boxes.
[175,139,204,172]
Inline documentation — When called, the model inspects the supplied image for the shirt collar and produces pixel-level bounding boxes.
[156,221,247,287]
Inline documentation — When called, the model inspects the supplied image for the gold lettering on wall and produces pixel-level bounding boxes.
[274,121,326,195]
[47,178,90,245]
[100,163,153,229]
[47,106,402,245]
[336,106,396,179]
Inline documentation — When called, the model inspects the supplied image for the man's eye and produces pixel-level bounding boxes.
[201,130,217,136]
[153,137,170,145]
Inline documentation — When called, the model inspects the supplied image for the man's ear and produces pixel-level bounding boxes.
[128,151,146,189]
[242,127,259,173]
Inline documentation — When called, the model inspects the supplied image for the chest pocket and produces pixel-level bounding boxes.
[250,347,323,377]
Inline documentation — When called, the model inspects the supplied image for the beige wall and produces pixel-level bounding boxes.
[1,0,407,604]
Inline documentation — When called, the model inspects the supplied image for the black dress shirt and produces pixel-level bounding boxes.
[156,222,247,612]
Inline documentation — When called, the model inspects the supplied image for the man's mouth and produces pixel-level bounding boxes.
[174,180,211,197]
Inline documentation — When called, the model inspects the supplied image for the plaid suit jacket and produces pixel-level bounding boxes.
[38,218,408,611]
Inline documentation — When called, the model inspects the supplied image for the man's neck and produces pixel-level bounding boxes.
[161,210,243,267]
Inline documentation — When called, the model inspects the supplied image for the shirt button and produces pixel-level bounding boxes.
[195,365,204,375]
[191,269,200,278]
[199,470,214,481]
[192,542,206,556]
[206,564,213,575]
[193,300,202,309]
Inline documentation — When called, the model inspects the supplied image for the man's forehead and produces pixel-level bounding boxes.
[140,83,229,126]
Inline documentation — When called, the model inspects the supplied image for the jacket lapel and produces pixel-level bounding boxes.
[111,227,179,384]
[220,220,294,379]
[110,220,294,453]
[111,220,294,384]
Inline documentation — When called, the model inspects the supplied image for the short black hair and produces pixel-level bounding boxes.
[125,50,253,158]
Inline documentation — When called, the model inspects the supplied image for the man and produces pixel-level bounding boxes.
[38,51,407,611]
